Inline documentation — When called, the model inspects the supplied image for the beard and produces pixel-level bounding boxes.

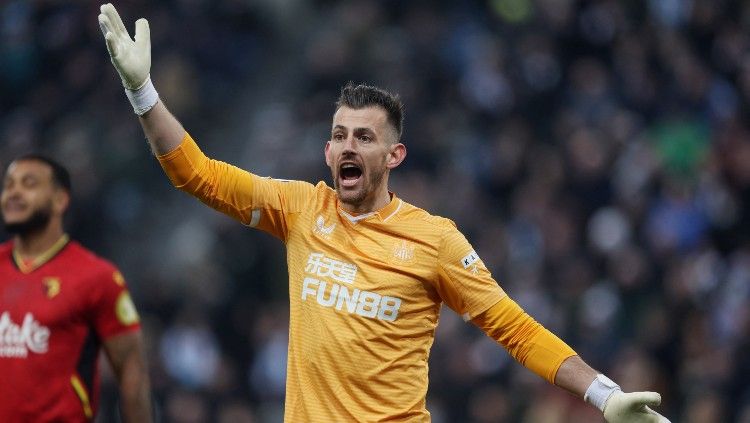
[333,164,387,208]
[3,206,53,236]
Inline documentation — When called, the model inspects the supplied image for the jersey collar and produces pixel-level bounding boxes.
[12,233,70,274]
[338,192,403,224]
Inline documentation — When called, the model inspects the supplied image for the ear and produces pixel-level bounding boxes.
[52,190,70,215]
[386,143,407,170]
[324,140,332,167]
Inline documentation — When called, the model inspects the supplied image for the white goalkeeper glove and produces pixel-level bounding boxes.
[585,374,671,423]
[98,3,158,115]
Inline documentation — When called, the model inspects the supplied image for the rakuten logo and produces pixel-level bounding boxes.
[0,312,50,358]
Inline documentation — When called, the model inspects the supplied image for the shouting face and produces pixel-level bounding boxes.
[325,106,406,213]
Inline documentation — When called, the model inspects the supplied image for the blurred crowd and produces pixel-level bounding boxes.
[2,0,750,422]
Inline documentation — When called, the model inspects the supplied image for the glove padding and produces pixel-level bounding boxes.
[603,391,671,423]
[98,3,150,90]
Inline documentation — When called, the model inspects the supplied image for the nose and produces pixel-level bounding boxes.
[342,134,358,154]
[1,183,20,200]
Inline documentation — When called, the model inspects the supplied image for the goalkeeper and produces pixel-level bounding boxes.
[98,3,670,422]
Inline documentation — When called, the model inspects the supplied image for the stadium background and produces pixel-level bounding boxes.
[2,0,749,421]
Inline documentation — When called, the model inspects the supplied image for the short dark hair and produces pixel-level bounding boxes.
[336,82,404,140]
[11,154,72,193]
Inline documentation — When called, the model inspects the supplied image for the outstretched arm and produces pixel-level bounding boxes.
[556,355,668,423]
[98,3,184,155]
[554,354,598,396]
[473,297,670,423]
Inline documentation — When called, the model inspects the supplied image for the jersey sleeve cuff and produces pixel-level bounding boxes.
[156,132,208,188]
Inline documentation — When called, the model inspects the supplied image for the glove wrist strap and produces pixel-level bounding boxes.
[125,76,159,115]
[584,374,621,412]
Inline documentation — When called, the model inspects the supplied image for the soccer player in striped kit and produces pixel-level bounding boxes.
[99,3,669,422]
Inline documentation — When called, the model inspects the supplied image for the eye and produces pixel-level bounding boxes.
[358,135,372,143]
[21,177,38,188]
[333,133,345,142]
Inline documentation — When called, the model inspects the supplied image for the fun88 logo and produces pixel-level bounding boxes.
[301,252,402,322]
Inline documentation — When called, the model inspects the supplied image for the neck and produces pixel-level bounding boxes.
[13,222,65,258]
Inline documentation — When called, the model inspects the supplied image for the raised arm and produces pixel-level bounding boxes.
[97,2,317,239]
[97,3,184,154]
[96,2,255,220]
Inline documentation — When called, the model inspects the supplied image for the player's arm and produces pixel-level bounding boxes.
[96,2,247,218]
[473,298,670,423]
[97,3,312,238]
[97,3,183,155]
[102,331,153,423]
[140,100,186,155]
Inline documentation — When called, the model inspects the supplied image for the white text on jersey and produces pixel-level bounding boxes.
[0,312,50,358]
[301,253,402,321]
[301,278,402,321]
[305,252,357,284]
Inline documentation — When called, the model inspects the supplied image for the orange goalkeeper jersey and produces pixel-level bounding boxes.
[158,134,506,422]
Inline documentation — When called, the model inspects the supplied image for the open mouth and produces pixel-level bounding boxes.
[339,163,362,187]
